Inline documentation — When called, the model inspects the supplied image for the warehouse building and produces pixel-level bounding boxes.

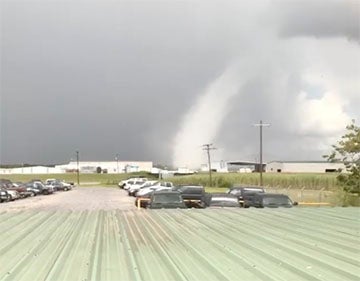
[0,166,63,175]
[55,161,153,174]
[266,161,346,173]
[0,161,153,174]
[200,160,256,173]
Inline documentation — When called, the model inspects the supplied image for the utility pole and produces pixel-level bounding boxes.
[76,150,80,185]
[254,120,270,186]
[115,153,119,173]
[202,143,216,187]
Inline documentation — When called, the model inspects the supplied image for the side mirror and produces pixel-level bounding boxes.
[293,201,298,206]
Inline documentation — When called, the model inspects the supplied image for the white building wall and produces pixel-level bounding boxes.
[201,161,228,172]
[0,161,153,175]
[56,161,153,174]
[266,162,346,173]
[0,166,64,175]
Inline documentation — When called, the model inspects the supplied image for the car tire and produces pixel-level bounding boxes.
[64,187,68,191]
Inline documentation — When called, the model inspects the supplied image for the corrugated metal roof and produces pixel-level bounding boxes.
[0,208,359,281]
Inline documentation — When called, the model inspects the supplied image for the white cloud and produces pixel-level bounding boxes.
[295,91,351,136]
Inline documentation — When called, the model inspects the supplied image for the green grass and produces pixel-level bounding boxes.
[1,172,339,190]
[167,172,339,191]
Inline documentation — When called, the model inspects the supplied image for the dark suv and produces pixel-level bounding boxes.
[227,186,265,207]
[251,193,297,208]
[172,185,206,208]
[148,190,187,209]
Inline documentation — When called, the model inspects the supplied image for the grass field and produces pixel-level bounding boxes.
[0,172,339,189]
[0,171,339,190]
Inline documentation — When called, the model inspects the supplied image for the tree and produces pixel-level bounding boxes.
[325,120,360,196]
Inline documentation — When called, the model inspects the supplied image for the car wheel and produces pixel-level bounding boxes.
[64,187,68,191]
[9,194,13,201]
[44,190,49,195]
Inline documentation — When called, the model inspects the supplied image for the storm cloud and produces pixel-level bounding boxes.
[0,0,359,167]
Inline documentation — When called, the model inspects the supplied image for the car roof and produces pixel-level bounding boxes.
[230,185,264,189]
[176,185,203,187]
[153,190,181,195]
[211,193,237,198]
[254,193,289,198]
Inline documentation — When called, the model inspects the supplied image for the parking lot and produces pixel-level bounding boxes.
[0,187,135,212]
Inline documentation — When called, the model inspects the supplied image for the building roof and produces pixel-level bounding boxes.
[267,161,344,164]
[0,208,359,280]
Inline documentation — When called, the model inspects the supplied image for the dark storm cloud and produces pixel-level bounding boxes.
[0,1,233,164]
[0,0,358,166]
[272,0,360,43]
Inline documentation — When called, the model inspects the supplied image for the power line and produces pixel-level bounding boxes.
[202,143,217,187]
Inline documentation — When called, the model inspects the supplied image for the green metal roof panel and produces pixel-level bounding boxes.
[0,208,359,281]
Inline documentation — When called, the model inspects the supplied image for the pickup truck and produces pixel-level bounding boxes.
[148,190,187,209]
[172,185,207,208]
[227,186,265,207]
[250,193,298,208]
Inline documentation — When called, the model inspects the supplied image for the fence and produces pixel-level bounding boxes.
[266,186,334,205]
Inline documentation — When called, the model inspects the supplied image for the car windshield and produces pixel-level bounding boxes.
[210,197,239,207]
[243,188,264,193]
[263,197,292,205]
[153,194,182,203]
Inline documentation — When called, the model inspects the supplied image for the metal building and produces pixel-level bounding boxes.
[56,161,153,174]
[266,161,346,173]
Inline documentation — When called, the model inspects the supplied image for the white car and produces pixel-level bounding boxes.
[122,178,147,190]
[128,180,159,196]
[7,190,21,201]
[136,182,173,197]
[119,178,147,190]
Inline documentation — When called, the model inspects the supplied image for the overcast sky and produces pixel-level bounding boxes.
[1,0,359,167]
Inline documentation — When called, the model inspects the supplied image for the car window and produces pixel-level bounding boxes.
[263,197,291,205]
[229,189,240,195]
[153,194,182,203]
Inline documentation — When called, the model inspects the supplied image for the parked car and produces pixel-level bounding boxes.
[172,185,206,208]
[206,193,241,208]
[0,182,22,200]
[0,179,13,188]
[148,190,187,209]
[26,182,54,195]
[136,182,173,197]
[45,179,56,186]
[0,187,20,201]
[118,177,147,189]
[135,186,173,208]
[0,188,9,203]
[128,180,160,196]
[227,186,265,207]
[121,178,148,190]
[25,185,41,196]
[46,180,72,191]
[250,193,297,208]
[4,182,33,198]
